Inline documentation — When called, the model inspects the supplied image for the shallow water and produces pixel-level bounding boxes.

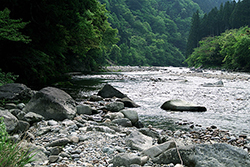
[68,67,250,136]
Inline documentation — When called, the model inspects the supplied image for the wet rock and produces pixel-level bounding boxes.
[23,87,76,121]
[89,95,103,101]
[161,99,207,112]
[118,97,140,108]
[106,101,124,112]
[112,153,148,167]
[76,104,92,115]
[0,109,18,132]
[0,83,34,101]
[121,110,139,125]
[112,118,133,127]
[98,84,127,98]
[125,130,153,151]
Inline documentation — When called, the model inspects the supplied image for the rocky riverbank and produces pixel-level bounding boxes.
[0,80,250,166]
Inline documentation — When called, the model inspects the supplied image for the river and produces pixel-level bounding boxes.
[62,66,250,136]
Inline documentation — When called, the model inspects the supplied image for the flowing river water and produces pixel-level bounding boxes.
[62,66,250,136]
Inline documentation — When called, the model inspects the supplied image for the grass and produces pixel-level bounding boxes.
[0,117,35,167]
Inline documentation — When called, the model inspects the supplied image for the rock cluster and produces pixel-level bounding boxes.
[0,83,249,167]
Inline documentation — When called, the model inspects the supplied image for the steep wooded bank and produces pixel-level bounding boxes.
[0,0,119,87]
[186,0,250,71]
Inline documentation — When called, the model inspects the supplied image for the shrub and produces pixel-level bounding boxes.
[0,117,35,167]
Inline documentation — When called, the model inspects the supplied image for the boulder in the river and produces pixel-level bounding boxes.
[0,83,34,101]
[98,84,127,98]
[23,87,76,121]
[152,143,250,167]
[202,80,224,87]
[161,99,206,112]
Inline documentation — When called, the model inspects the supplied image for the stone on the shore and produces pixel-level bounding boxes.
[20,141,48,165]
[76,104,92,115]
[161,99,207,112]
[89,95,103,101]
[86,125,116,134]
[23,87,76,121]
[125,130,153,151]
[142,140,176,159]
[98,84,127,98]
[121,110,139,124]
[16,120,30,132]
[10,109,26,120]
[104,112,124,120]
[139,128,160,138]
[0,83,34,101]
[152,143,250,167]
[0,109,18,132]
[24,112,44,123]
[106,101,124,112]
[112,153,148,167]
[112,118,133,127]
[118,97,140,108]
[45,138,71,147]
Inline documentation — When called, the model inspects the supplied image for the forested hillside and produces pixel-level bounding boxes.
[99,0,202,66]
[193,0,231,13]
[186,0,250,71]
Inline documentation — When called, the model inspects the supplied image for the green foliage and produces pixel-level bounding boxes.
[0,68,18,86]
[0,117,35,167]
[0,0,119,87]
[186,26,250,71]
[99,0,203,67]
[0,8,31,43]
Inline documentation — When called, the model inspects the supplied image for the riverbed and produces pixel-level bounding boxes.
[65,66,250,136]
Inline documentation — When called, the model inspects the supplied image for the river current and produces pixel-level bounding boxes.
[68,67,250,136]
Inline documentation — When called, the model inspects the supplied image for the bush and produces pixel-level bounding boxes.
[0,69,18,86]
[0,117,35,167]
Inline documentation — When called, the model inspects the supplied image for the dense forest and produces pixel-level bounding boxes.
[0,0,245,87]
[186,0,250,71]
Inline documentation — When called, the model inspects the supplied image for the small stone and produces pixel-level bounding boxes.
[239,134,247,139]
[211,125,217,129]
[48,120,58,126]
[45,138,71,147]
[70,136,79,143]
[49,155,59,163]
[5,103,17,110]
[16,103,25,110]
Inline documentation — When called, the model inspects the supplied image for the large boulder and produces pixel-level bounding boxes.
[98,84,127,98]
[0,83,34,101]
[152,143,250,167]
[0,109,19,133]
[161,99,206,112]
[23,87,76,121]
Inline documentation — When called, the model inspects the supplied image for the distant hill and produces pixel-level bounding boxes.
[99,0,230,66]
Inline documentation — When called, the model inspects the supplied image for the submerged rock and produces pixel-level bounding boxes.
[161,99,207,112]
[202,80,224,87]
